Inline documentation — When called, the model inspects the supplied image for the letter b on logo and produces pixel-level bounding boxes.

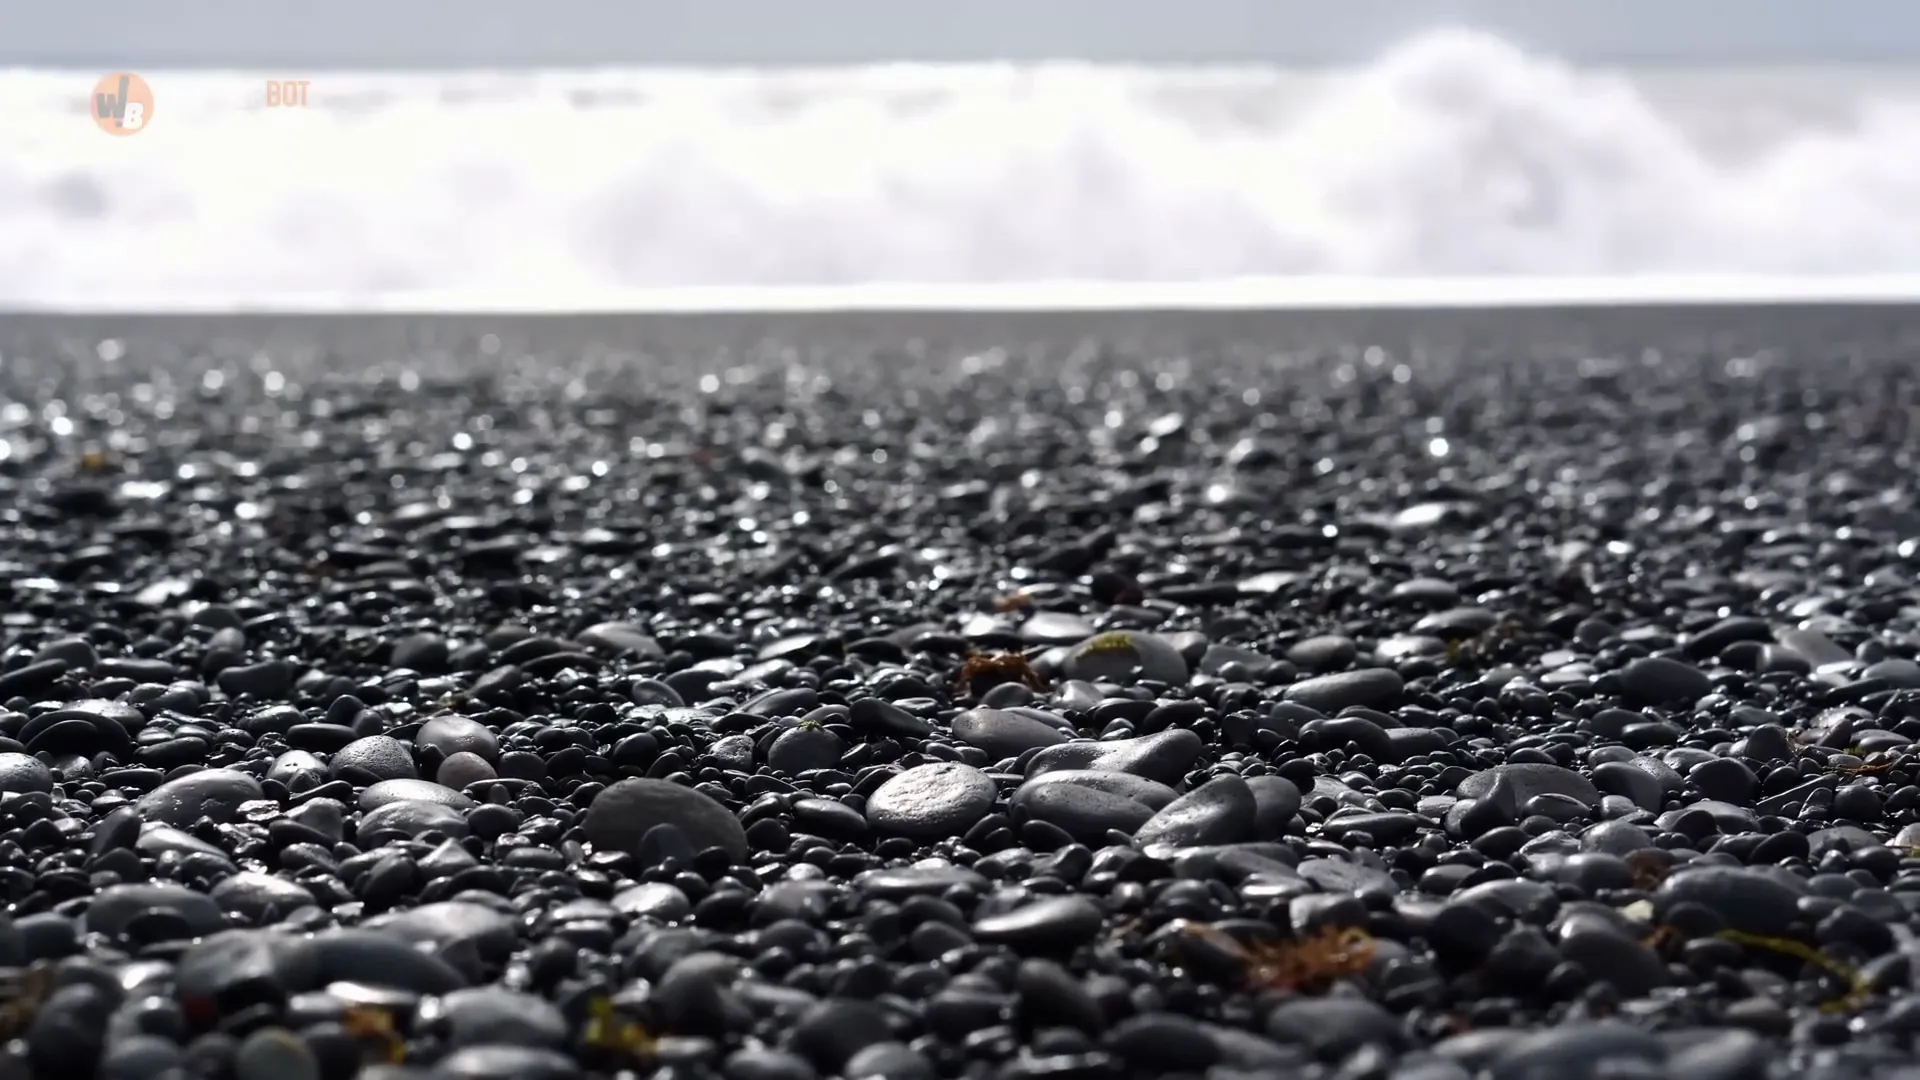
[91,72,154,135]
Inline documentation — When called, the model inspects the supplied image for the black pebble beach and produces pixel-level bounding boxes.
[1,305,1919,1080]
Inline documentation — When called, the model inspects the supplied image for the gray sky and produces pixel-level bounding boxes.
[2,0,1914,68]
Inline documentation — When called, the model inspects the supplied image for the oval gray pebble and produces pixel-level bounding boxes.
[1061,631,1190,685]
[583,778,747,862]
[866,763,998,841]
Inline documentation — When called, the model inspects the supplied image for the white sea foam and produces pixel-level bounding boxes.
[7,28,1920,311]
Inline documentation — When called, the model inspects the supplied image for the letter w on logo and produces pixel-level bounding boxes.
[95,75,129,122]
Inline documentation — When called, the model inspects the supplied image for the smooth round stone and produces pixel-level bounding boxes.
[1014,958,1105,1035]
[1133,775,1258,848]
[583,778,748,862]
[855,866,990,899]
[435,1045,580,1080]
[436,987,568,1049]
[787,997,898,1073]
[707,735,754,772]
[575,622,666,660]
[22,699,140,756]
[359,799,469,840]
[418,837,479,877]
[0,915,41,965]
[1321,810,1424,846]
[0,753,54,795]
[217,660,295,699]
[742,687,820,720]
[84,883,226,938]
[1667,1032,1771,1079]
[1411,606,1501,637]
[626,818,701,867]
[848,698,935,740]
[31,637,97,669]
[1020,612,1098,646]
[210,872,318,922]
[283,722,358,753]
[1688,758,1757,803]
[1050,679,1106,714]
[1590,762,1664,813]
[1657,867,1805,938]
[436,752,497,789]
[654,950,748,1031]
[1581,819,1656,856]
[1281,669,1405,713]
[1025,729,1204,785]
[846,1043,935,1080]
[329,736,418,781]
[389,633,452,673]
[1865,658,1920,689]
[1617,656,1714,705]
[363,901,518,960]
[1187,648,1265,684]
[950,708,1070,760]
[102,1035,188,1080]
[174,930,288,1010]
[304,928,469,993]
[1554,855,1636,894]
[1684,616,1771,659]
[1393,578,1460,604]
[1458,763,1601,810]
[1297,857,1394,893]
[722,1048,817,1080]
[1628,754,1686,795]
[973,896,1104,950]
[629,678,685,708]
[1013,781,1155,845]
[359,779,474,811]
[267,750,329,791]
[1559,928,1669,997]
[1481,1021,1665,1078]
[134,769,264,827]
[1016,769,1179,810]
[1285,635,1358,671]
[288,799,346,840]
[610,882,693,921]
[1266,998,1410,1059]
[767,726,846,775]
[1663,800,1754,838]
[24,717,110,758]
[139,824,227,861]
[1301,715,1394,760]
[416,715,500,761]
[793,797,867,837]
[1376,634,1446,662]
[1060,631,1190,686]
[866,763,997,841]
[1105,1014,1220,1071]
[233,1028,320,1080]
[1247,776,1303,836]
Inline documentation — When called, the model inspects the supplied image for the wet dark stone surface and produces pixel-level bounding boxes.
[0,307,1915,1078]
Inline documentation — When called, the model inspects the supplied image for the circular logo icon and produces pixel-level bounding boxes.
[91,72,155,136]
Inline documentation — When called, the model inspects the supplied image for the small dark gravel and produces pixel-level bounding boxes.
[0,306,1915,1079]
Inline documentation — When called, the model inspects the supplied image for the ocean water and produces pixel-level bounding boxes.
[8,28,1920,312]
